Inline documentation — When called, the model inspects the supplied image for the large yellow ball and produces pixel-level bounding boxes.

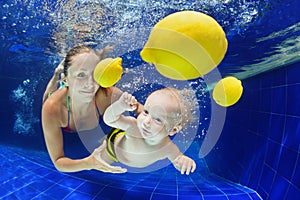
[140,11,228,80]
[213,76,243,107]
[93,57,123,88]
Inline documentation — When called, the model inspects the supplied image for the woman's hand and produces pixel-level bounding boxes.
[173,154,196,175]
[54,59,65,78]
[88,140,127,173]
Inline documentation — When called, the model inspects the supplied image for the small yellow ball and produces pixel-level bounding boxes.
[93,57,123,88]
[213,76,243,107]
[140,11,228,80]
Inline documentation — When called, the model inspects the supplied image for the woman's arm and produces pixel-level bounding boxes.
[42,89,126,173]
[42,60,64,103]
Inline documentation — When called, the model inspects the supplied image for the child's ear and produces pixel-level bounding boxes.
[169,124,182,136]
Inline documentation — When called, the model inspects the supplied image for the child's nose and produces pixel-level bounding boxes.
[143,115,152,125]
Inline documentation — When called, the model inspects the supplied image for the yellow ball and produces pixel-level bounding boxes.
[93,57,123,88]
[140,11,228,80]
[213,76,243,107]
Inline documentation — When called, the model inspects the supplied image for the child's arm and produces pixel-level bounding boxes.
[167,143,196,175]
[103,92,138,131]
[173,154,196,175]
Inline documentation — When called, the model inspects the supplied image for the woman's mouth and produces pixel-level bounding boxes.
[80,90,94,95]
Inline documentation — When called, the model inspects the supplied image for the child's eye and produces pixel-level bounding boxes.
[142,110,149,115]
[154,118,163,124]
[143,110,149,115]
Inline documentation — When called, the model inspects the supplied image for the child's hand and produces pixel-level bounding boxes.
[173,154,196,175]
[119,92,137,111]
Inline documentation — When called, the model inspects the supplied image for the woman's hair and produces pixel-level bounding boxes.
[63,45,92,76]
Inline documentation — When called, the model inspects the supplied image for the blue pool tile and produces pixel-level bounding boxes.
[121,190,153,200]
[286,84,300,117]
[291,156,300,189]
[76,182,104,197]
[32,192,61,200]
[268,174,289,200]
[57,176,85,189]
[151,193,178,200]
[269,67,286,87]
[286,62,300,84]
[31,166,54,176]
[249,192,263,200]
[278,146,297,180]
[285,184,300,200]
[106,179,138,190]
[96,186,128,199]
[43,184,73,199]
[271,86,286,115]
[43,171,67,183]
[243,78,261,90]
[0,186,9,199]
[265,141,281,170]
[248,111,259,132]
[178,186,202,196]
[236,88,256,110]
[283,116,300,151]
[261,74,274,88]
[247,167,262,190]
[27,178,57,192]
[1,193,19,200]
[260,88,272,112]
[0,145,261,200]
[154,185,176,195]
[130,185,156,194]
[1,174,34,193]
[260,164,275,194]
[227,193,254,200]
[256,186,268,200]
[203,195,228,200]
[5,185,41,199]
[200,188,224,196]
[257,113,272,136]
[269,114,284,143]
[64,191,93,200]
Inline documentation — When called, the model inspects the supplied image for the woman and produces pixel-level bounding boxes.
[42,45,132,173]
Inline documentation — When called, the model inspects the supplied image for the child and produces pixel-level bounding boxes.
[99,88,196,175]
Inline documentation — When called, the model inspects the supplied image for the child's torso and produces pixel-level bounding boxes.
[114,134,169,168]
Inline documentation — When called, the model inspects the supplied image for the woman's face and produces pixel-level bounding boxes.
[67,52,100,101]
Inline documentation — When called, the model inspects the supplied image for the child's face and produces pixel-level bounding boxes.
[67,52,100,101]
[137,91,180,143]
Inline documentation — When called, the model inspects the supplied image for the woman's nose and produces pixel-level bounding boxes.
[86,75,94,86]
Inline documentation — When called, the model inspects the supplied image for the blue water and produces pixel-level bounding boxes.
[1,0,300,199]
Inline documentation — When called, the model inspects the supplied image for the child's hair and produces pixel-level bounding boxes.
[156,87,197,129]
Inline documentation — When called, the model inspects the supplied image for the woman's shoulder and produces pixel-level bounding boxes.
[42,88,67,116]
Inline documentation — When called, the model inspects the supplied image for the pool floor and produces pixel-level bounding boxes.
[0,145,262,199]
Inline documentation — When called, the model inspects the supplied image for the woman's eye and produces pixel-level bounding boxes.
[77,72,86,78]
